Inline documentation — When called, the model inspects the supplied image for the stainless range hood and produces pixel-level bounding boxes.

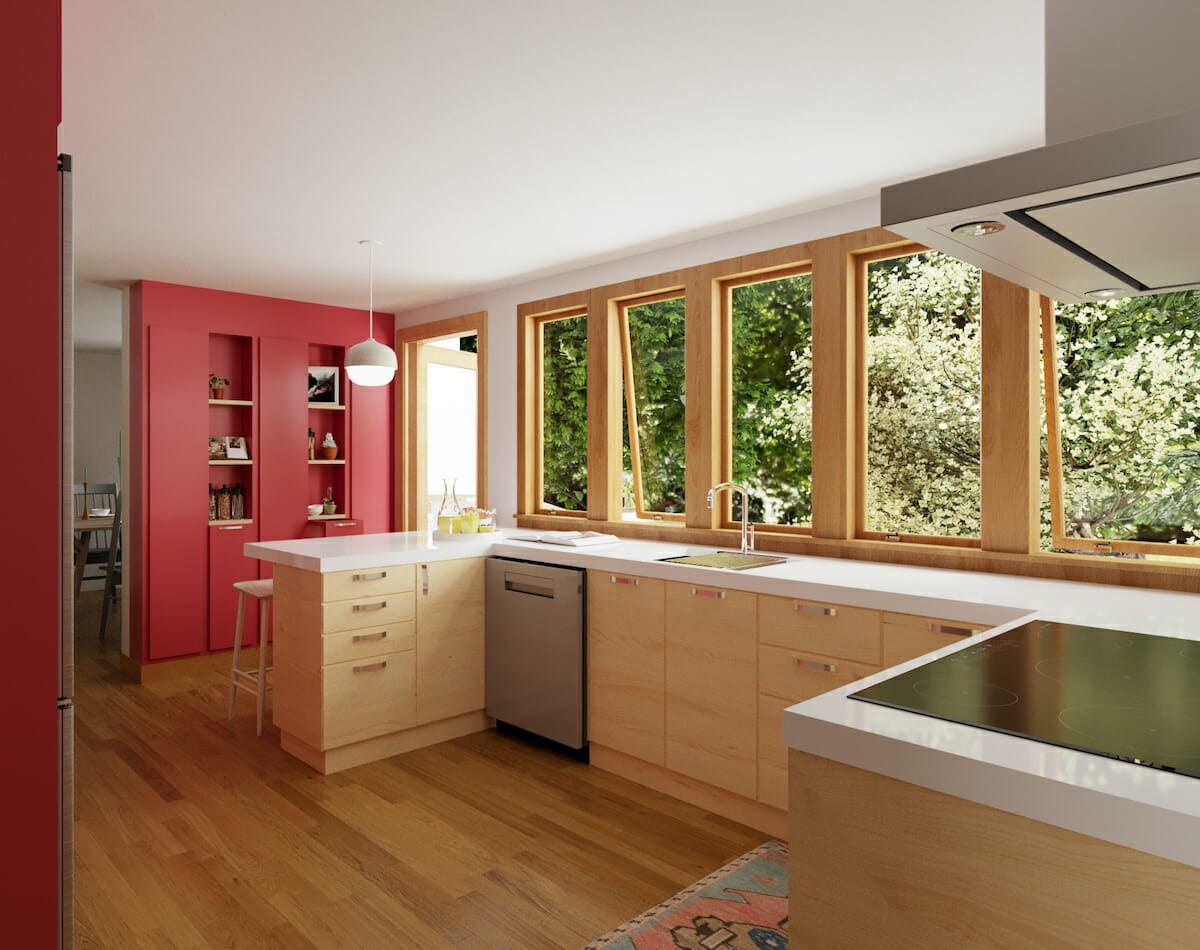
[880,107,1200,303]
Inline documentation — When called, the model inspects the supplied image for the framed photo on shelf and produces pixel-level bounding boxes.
[308,365,339,405]
[208,437,227,460]
[224,436,250,460]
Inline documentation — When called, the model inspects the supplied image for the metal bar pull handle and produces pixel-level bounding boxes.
[929,622,976,637]
[504,572,555,598]
[352,660,387,674]
[610,575,639,586]
[421,563,429,595]
[352,570,386,582]
[217,524,245,531]
[794,602,836,617]
[352,631,388,643]
[691,587,726,600]
[352,601,387,612]
[794,656,835,672]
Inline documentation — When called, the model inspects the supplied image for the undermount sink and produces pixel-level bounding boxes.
[658,551,787,571]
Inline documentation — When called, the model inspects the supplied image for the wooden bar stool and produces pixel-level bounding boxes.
[228,578,274,737]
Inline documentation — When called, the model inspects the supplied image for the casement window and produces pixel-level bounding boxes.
[537,308,588,515]
[1043,290,1200,557]
[619,291,686,520]
[720,265,814,529]
[861,247,983,542]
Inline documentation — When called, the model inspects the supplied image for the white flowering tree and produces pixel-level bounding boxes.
[1053,296,1200,542]
[864,252,983,536]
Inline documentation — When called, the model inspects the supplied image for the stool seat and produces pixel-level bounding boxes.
[228,578,274,737]
[233,578,275,600]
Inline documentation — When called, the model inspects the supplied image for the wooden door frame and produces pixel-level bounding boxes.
[395,312,488,531]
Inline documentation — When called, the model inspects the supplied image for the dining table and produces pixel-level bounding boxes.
[73,513,115,598]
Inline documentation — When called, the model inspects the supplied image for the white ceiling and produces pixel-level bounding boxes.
[60,1,1045,346]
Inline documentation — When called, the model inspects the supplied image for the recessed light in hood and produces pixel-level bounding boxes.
[881,107,1200,303]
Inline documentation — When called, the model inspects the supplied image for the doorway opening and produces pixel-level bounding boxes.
[396,312,488,531]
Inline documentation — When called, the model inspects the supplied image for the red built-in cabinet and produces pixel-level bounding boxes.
[131,281,394,667]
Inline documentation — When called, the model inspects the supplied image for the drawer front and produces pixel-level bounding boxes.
[322,564,415,603]
[759,593,881,665]
[322,591,414,635]
[882,611,987,667]
[758,643,879,702]
[322,620,415,665]
[322,650,416,748]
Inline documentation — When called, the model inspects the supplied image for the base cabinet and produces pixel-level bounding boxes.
[665,580,758,800]
[273,560,487,773]
[587,571,666,765]
[415,558,486,725]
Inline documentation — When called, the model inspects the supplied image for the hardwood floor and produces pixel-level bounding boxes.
[72,593,766,949]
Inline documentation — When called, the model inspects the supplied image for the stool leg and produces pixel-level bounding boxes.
[229,590,246,720]
[255,597,270,737]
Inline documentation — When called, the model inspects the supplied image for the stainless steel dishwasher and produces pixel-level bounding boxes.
[485,557,586,750]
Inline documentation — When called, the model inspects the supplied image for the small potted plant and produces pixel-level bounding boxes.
[210,373,230,399]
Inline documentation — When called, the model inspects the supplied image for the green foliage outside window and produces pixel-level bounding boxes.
[866,252,983,537]
[623,297,687,513]
[730,274,813,524]
[1052,291,1200,545]
[542,315,588,510]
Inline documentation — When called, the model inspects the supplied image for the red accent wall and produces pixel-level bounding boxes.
[131,281,395,665]
[3,3,63,944]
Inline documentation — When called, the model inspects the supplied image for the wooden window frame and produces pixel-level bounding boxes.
[1041,297,1200,561]
[718,261,815,536]
[514,226,1200,593]
[529,306,589,519]
[854,243,983,550]
[618,289,688,524]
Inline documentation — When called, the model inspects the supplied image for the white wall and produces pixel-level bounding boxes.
[1045,0,1200,143]
[392,197,879,527]
[74,349,123,488]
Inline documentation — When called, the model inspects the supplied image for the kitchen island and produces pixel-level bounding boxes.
[249,532,1200,944]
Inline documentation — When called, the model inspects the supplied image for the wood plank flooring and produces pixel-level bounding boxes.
[72,593,765,949]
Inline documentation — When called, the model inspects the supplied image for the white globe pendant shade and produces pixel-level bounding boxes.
[345,337,397,385]
[345,239,397,387]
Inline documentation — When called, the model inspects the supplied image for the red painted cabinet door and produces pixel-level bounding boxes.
[259,337,309,543]
[148,325,210,659]
[208,522,261,650]
[349,379,393,532]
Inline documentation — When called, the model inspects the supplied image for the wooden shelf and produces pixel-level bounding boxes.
[308,514,352,521]
[210,459,254,465]
[209,398,253,406]
[308,402,346,410]
[309,459,345,465]
[209,518,254,527]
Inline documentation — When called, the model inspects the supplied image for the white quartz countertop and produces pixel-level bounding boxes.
[246,530,1200,866]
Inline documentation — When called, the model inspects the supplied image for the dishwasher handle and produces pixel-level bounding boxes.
[503,571,557,599]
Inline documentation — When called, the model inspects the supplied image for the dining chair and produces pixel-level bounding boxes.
[99,491,122,640]
[73,482,118,582]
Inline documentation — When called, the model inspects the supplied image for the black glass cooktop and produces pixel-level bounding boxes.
[851,619,1200,778]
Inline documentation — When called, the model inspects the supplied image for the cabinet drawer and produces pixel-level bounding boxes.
[759,594,881,665]
[322,650,416,748]
[322,620,415,665]
[882,611,988,667]
[757,693,793,811]
[322,591,414,635]
[759,644,879,702]
[321,564,415,603]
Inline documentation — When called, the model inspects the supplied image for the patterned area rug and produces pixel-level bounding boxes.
[581,841,788,950]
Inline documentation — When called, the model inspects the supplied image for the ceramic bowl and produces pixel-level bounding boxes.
[89,508,111,517]
[307,503,324,516]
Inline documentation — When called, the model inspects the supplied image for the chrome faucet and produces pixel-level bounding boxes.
[707,482,755,553]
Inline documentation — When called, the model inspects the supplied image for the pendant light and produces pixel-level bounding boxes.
[344,239,397,386]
